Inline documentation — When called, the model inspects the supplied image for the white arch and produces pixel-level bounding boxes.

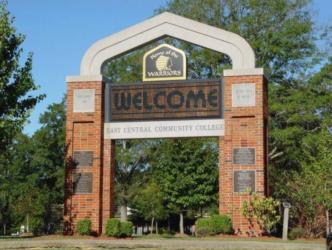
[80,12,260,76]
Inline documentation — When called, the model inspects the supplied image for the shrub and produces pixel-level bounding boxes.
[289,227,305,240]
[210,215,233,234]
[76,218,91,235]
[120,221,133,237]
[196,217,211,236]
[195,215,233,237]
[196,226,211,237]
[105,218,121,237]
[242,193,280,234]
[196,218,211,230]
[105,219,133,238]
[30,217,44,236]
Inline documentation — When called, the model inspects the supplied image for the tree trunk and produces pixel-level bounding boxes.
[168,217,171,233]
[3,224,6,235]
[26,214,29,233]
[150,217,154,234]
[120,205,127,221]
[179,212,184,235]
[156,221,159,234]
[326,209,330,236]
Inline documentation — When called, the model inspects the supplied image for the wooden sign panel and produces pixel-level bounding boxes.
[105,80,222,122]
[234,170,255,193]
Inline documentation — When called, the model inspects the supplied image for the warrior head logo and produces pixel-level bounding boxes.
[156,55,173,71]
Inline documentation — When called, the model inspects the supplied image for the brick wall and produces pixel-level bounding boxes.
[64,81,106,235]
[219,75,268,234]
[64,75,267,236]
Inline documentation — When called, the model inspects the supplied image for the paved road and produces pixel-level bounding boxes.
[0,238,325,250]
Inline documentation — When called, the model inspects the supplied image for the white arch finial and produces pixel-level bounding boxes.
[80,12,261,76]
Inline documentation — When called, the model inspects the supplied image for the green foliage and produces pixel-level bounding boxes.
[153,138,218,211]
[105,218,121,237]
[105,219,132,237]
[196,217,211,237]
[157,0,320,83]
[242,193,280,234]
[114,139,153,221]
[119,221,133,237]
[210,215,233,235]
[196,215,232,237]
[76,219,92,236]
[152,138,218,233]
[0,1,44,153]
[132,182,166,226]
[0,99,65,235]
[196,228,211,237]
[289,227,305,240]
[30,217,43,236]
[269,60,332,237]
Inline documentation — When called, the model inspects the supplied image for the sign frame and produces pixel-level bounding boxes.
[73,173,93,194]
[104,79,224,123]
[232,147,256,165]
[143,44,186,82]
[233,170,256,193]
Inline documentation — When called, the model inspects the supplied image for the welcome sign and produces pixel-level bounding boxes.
[105,80,222,121]
[104,43,224,139]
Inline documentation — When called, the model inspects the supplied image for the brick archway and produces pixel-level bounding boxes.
[64,12,267,235]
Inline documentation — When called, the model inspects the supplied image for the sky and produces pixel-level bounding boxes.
[6,0,332,135]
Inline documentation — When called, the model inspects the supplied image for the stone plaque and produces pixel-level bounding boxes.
[73,151,93,167]
[234,170,255,193]
[233,147,255,165]
[73,89,95,112]
[232,83,255,107]
[74,173,93,194]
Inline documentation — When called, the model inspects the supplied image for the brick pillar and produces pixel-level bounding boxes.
[219,74,268,234]
[64,78,104,235]
[102,139,115,233]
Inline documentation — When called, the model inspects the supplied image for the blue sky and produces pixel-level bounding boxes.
[7,0,332,135]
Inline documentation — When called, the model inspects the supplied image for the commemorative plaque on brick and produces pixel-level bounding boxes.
[73,89,95,112]
[234,170,255,193]
[73,151,93,167]
[233,147,255,165]
[232,83,255,107]
[73,173,93,194]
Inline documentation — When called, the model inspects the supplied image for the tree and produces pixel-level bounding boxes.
[153,138,218,234]
[29,99,66,231]
[115,140,151,221]
[0,0,44,154]
[269,60,332,237]
[157,0,320,83]
[132,182,166,234]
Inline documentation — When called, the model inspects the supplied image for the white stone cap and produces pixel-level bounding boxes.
[80,12,258,76]
[66,75,104,83]
[223,68,264,77]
